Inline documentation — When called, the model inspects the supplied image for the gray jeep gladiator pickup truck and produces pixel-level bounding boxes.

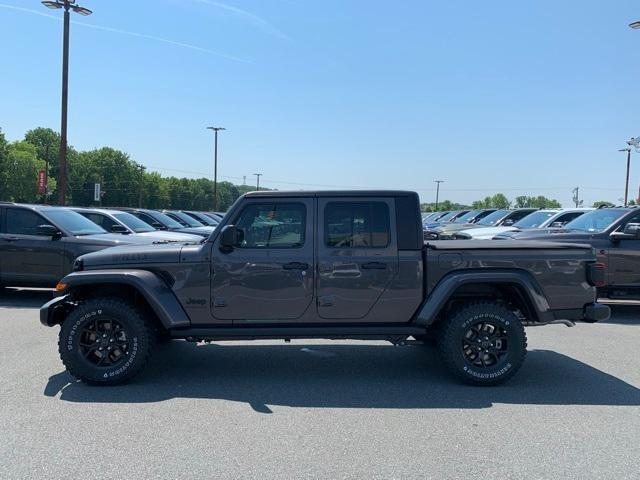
[40,190,609,386]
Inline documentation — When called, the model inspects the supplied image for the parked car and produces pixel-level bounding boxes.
[423,210,470,229]
[508,206,640,299]
[42,190,608,386]
[492,208,592,239]
[73,208,203,243]
[0,204,155,288]
[182,211,219,227]
[113,208,214,237]
[424,209,497,239]
[455,208,538,239]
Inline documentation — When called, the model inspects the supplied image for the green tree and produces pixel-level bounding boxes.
[514,195,561,208]
[2,141,45,202]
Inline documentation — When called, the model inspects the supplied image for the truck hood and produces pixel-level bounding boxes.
[176,226,215,237]
[135,231,203,243]
[458,226,517,239]
[78,243,186,268]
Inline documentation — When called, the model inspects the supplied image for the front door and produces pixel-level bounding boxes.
[317,198,399,320]
[0,207,64,287]
[210,198,314,322]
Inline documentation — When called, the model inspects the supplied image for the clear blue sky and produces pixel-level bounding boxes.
[1,0,639,206]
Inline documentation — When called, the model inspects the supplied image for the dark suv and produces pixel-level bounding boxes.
[0,204,153,288]
[509,206,640,298]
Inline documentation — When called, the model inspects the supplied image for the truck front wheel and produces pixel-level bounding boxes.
[437,301,527,386]
[58,297,155,385]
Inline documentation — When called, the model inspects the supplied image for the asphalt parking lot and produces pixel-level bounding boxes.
[1,289,638,479]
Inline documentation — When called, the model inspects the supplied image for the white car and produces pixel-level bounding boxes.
[459,208,592,240]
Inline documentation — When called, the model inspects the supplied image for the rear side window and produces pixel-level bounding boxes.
[234,203,306,248]
[325,202,390,248]
[5,209,47,235]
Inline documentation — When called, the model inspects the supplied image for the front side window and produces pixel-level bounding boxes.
[325,202,390,248]
[477,209,509,226]
[234,203,306,248]
[5,209,48,235]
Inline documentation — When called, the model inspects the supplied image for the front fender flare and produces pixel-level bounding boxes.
[57,270,190,329]
[415,270,552,326]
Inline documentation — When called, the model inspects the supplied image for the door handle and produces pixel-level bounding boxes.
[283,262,309,270]
[361,262,387,270]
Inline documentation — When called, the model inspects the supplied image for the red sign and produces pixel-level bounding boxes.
[37,170,46,195]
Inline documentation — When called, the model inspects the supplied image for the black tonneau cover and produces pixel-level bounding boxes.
[425,240,591,250]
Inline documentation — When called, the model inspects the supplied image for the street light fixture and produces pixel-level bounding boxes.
[41,0,93,205]
[618,147,631,206]
[629,20,640,29]
[206,126,226,211]
[253,173,263,191]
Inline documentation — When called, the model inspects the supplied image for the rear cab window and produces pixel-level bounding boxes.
[325,202,390,248]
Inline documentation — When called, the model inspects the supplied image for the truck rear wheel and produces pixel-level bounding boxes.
[58,297,155,385]
[437,301,527,386]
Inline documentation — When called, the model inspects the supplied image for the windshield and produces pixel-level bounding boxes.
[454,210,482,224]
[513,211,557,229]
[147,211,184,229]
[113,212,155,233]
[477,209,509,226]
[44,209,107,236]
[169,211,203,227]
[188,212,218,226]
[433,211,457,223]
[564,209,627,233]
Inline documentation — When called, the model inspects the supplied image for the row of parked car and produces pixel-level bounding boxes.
[422,207,591,240]
[0,203,224,288]
[423,205,640,299]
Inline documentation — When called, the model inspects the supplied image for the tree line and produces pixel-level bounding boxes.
[421,193,562,212]
[0,127,257,211]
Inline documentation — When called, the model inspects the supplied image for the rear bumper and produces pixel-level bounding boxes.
[583,302,610,323]
[40,295,70,327]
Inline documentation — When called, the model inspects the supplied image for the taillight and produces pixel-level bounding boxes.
[588,262,607,287]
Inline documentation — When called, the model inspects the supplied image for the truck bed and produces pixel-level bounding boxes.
[424,240,592,250]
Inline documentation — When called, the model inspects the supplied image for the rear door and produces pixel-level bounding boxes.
[317,197,399,320]
[0,207,64,287]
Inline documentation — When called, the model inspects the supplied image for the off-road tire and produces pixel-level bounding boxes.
[437,301,527,386]
[59,297,155,385]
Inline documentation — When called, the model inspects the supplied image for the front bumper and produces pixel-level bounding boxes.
[40,295,70,327]
[583,302,610,323]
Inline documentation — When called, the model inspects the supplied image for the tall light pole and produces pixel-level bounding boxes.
[434,180,444,210]
[42,0,93,206]
[206,126,225,211]
[619,147,632,206]
[137,164,146,207]
[253,173,262,191]
[628,137,640,203]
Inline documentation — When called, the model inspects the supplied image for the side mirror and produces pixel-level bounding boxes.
[219,225,242,251]
[502,219,515,227]
[550,221,564,228]
[110,224,129,234]
[623,222,640,238]
[37,224,62,238]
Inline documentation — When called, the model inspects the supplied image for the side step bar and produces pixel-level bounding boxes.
[170,325,427,342]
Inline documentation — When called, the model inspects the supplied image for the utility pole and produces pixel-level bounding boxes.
[619,147,632,206]
[254,173,263,191]
[206,126,226,211]
[243,175,246,186]
[434,180,444,210]
[138,164,146,207]
[42,0,93,205]
[572,187,580,207]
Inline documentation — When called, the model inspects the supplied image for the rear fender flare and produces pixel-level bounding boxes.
[416,270,552,326]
